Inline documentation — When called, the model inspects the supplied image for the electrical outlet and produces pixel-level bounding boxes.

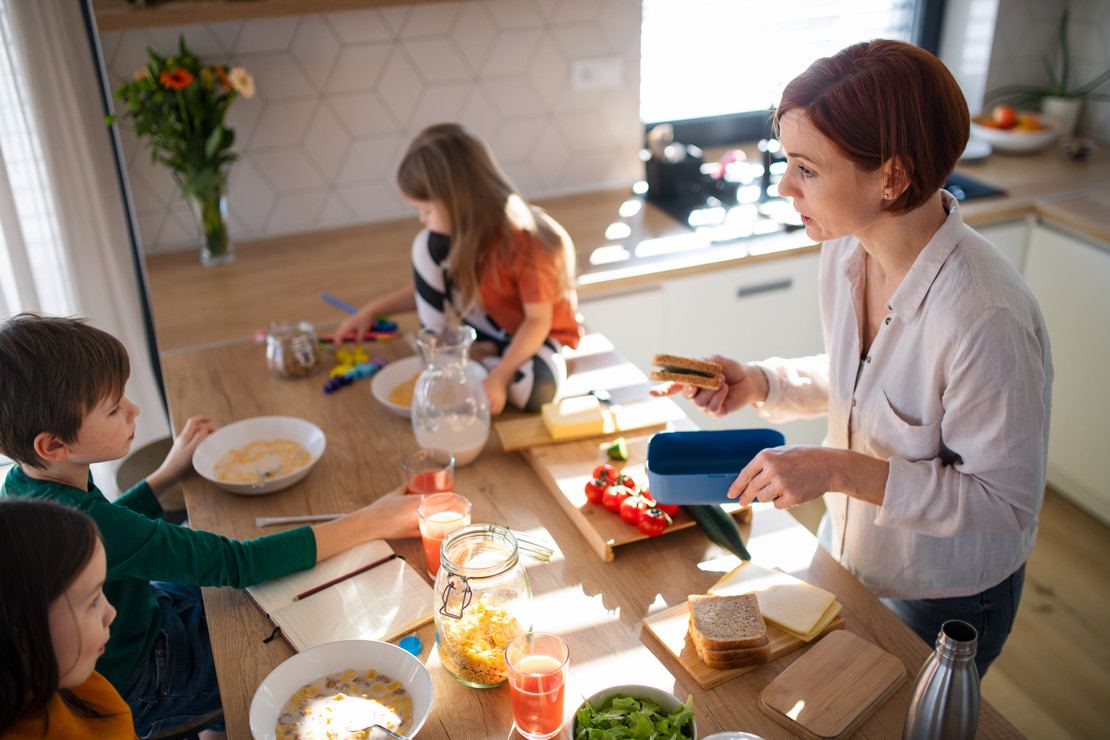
[571,56,623,91]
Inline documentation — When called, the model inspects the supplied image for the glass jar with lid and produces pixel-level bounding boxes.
[266,321,319,378]
[434,524,533,688]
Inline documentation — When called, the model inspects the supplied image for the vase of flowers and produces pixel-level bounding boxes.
[107,36,254,266]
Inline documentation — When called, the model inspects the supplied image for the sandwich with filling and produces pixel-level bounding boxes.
[650,353,723,390]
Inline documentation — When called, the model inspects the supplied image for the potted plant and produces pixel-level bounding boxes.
[107,36,254,266]
[984,6,1110,136]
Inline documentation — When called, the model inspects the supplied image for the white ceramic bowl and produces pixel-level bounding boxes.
[192,416,326,495]
[574,684,697,739]
[370,355,488,418]
[248,639,433,740]
[969,113,1059,154]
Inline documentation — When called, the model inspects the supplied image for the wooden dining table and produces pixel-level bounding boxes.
[161,317,1023,739]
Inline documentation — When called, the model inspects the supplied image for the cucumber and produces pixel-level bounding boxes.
[685,504,751,561]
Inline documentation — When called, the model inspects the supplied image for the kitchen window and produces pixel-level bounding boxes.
[641,0,946,145]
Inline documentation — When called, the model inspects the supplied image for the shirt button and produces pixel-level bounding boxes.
[885,317,891,324]
[851,399,856,407]
[865,356,871,363]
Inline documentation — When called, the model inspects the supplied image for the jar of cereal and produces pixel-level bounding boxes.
[434,524,533,688]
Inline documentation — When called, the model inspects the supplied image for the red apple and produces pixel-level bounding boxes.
[992,104,1018,129]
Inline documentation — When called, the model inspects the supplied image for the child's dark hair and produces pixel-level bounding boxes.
[0,313,130,469]
[0,498,101,730]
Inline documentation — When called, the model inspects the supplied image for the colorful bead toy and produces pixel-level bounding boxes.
[323,356,390,394]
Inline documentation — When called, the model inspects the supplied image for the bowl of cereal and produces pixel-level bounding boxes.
[371,355,487,418]
[192,416,326,495]
[248,638,433,740]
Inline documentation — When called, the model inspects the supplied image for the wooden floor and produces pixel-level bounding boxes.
[788,487,1110,740]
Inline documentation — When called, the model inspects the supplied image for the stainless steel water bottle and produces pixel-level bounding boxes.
[902,619,980,739]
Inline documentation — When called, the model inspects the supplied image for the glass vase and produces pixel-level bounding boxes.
[188,188,234,267]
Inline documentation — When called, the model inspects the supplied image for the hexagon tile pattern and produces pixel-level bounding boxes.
[99,0,644,256]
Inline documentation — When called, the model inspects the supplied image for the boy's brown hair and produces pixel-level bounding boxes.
[0,313,130,469]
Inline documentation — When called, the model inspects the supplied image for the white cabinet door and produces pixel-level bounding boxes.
[659,251,827,443]
[578,287,664,376]
[1024,223,1110,526]
[976,218,1031,272]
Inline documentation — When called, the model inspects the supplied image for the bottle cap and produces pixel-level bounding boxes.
[399,635,422,656]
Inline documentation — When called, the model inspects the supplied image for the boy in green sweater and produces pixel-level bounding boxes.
[0,313,420,739]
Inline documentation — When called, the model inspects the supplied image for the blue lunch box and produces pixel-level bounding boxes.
[646,428,786,504]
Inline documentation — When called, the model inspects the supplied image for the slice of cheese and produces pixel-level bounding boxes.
[541,396,606,439]
[709,561,839,642]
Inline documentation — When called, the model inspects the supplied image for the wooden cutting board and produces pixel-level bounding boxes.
[641,599,844,690]
[495,395,685,451]
[759,630,906,740]
[522,432,751,561]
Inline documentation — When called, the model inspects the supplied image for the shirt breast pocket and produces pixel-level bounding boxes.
[864,390,940,461]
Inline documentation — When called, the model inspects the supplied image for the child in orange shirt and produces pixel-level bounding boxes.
[336,123,584,415]
[0,499,136,739]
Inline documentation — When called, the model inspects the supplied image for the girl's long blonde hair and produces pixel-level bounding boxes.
[396,123,575,315]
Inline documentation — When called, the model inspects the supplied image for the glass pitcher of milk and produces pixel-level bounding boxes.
[411,325,491,466]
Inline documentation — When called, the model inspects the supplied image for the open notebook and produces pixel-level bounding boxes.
[245,539,434,652]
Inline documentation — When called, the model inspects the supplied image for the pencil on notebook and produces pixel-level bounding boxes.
[292,553,399,601]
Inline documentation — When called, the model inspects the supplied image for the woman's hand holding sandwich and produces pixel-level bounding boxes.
[650,354,769,417]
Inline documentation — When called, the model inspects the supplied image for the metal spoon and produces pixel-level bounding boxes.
[361,724,408,739]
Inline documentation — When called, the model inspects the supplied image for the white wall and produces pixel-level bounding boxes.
[98,0,644,256]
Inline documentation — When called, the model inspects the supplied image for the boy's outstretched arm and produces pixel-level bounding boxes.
[311,486,421,562]
[146,415,214,501]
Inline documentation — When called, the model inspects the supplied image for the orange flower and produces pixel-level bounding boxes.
[215,65,231,90]
[159,67,194,90]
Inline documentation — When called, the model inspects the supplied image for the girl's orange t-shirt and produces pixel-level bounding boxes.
[477,228,583,349]
[4,672,136,739]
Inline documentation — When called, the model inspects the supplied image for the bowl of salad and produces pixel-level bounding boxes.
[572,684,696,739]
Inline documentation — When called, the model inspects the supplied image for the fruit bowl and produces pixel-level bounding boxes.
[970,111,1059,154]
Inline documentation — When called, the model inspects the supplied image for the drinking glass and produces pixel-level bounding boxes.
[417,492,471,577]
[403,448,455,494]
[505,632,569,740]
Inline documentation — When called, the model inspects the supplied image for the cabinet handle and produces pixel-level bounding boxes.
[736,278,792,299]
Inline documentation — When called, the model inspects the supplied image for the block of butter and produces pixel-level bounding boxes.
[541,395,607,439]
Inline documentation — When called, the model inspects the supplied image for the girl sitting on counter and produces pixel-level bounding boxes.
[336,123,584,415]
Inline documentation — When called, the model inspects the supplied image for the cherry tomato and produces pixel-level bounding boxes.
[619,494,649,525]
[637,506,671,537]
[584,476,610,504]
[639,486,679,517]
[603,484,633,513]
[616,473,636,490]
[592,463,618,482]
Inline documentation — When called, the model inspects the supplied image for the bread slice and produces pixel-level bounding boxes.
[650,354,722,390]
[692,636,772,669]
[688,593,768,651]
[688,593,771,669]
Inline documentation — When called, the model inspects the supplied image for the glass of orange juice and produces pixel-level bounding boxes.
[416,492,471,577]
[403,448,455,494]
[505,632,569,740]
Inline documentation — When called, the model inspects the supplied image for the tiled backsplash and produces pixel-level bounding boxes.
[99,0,1108,258]
[99,0,643,256]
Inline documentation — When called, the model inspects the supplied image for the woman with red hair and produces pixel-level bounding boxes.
[657,40,1052,677]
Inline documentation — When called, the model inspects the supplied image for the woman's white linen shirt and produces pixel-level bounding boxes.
[755,192,1052,599]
